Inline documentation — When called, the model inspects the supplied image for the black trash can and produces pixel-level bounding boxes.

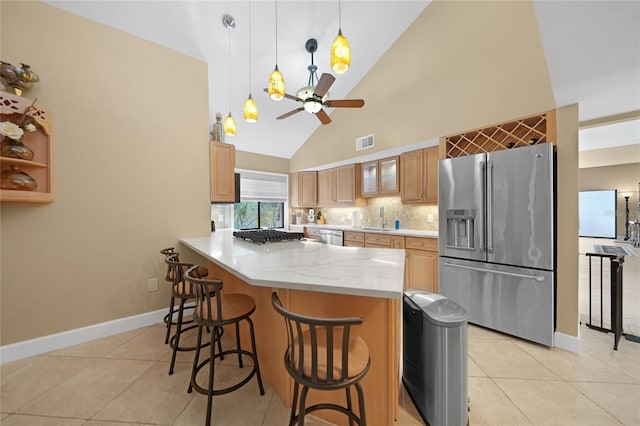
[402,289,469,426]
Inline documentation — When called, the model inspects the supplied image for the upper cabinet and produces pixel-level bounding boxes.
[210,141,235,203]
[361,156,399,197]
[317,168,335,205]
[290,171,317,208]
[400,146,438,204]
[336,164,365,206]
[0,92,54,203]
[315,164,365,207]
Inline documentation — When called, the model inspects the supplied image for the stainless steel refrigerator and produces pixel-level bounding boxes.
[438,143,555,346]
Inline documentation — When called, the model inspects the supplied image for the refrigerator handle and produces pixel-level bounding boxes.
[443,262,545,281]
[486,160,494,253]
[480,160,486,252]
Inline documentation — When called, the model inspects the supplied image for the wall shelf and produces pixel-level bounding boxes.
[0,91,54,203]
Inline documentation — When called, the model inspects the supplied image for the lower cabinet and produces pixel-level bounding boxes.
[344,231,365,247]
[404,237,438,292]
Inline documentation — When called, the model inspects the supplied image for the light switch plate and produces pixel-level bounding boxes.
[427,214,434,223]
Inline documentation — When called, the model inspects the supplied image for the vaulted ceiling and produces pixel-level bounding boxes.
[45,0,639,159]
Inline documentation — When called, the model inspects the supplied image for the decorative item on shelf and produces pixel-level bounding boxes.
[211,112,224,142]
[1,165,37,191]
[0,98,39,160]
[0,62,39,95]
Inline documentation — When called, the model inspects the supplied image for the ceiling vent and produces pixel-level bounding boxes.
[356,134,374,151]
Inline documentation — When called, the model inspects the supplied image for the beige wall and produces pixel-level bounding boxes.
[580,163,640,236]
[236,150,289,174]
[290,0,555,171]
[579,144,640,168]
[1,1,210,345]
[555,104,580,337]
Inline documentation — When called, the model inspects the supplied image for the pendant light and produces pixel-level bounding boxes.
[330,0,351,74]
[243,1,258,122]
[223,14,237,136]
[268,0,285,101]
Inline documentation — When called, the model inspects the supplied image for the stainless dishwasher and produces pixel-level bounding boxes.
[304,228,344,245]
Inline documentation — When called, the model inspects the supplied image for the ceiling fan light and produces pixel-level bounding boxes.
[268,66,285,101]
[223,113,236,136]
[243,95,258,123]
[331,30,351,74]
[304,100,323,114]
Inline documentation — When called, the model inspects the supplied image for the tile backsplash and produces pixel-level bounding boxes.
[292,196,439,231]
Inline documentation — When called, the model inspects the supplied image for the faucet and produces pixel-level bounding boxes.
[380,206,388,229]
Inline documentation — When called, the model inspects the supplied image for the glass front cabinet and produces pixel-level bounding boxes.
[361,156,399,197]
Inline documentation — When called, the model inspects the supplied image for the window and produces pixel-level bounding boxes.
[234,201,284,229]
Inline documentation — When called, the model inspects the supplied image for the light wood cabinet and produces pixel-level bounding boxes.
[344,231,364,247]
[290,171,317,208]
[364,233,405,249]
[315,164,364,207]
[0,92,54,203]
[361,156,399,197]
[400,146,438,204]
[404,237,438,292]
[317,168,335,205]
[210,141,235,203]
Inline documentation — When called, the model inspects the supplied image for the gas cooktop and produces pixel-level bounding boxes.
[232,229,305,244]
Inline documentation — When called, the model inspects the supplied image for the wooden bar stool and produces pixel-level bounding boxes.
[160,247,183,345]
[185,265,265,425]
[164,254,213,375]
[271,291,370,426]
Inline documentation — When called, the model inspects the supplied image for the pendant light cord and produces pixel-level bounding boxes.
[338,0,342,30]
[275,0,279,65]
[248,1,252,95]
[228,25,232,112]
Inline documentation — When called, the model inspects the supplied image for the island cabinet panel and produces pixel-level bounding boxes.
[206,262,399,426]
[290,171,317,208]
[404,236,439,292]
[210,141,235,203]
[400,146,438,204]
[343,230,364,247]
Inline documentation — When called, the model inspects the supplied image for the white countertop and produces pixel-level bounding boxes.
[298,224,439,238]
[180,229,405,299]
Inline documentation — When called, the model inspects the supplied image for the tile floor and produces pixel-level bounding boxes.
[1,239,639,425]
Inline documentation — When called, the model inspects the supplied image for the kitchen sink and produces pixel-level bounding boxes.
[361,227,395,232]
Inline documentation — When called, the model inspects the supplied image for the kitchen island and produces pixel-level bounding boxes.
[181,230,404,426]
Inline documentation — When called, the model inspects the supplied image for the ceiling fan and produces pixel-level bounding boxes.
[264,38,365,125]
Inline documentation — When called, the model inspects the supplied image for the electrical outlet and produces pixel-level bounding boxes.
[427,214,434,223]
[147,278,158,292]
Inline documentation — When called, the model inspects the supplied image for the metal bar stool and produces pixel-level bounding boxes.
[164,254,216,375]
[185,265,265,425]
[271,291,370,426]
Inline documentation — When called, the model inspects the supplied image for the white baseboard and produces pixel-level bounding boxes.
[554,330,581,353]
[0,308,166,364]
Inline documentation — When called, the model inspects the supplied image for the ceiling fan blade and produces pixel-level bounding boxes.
[315,109,331,125]
[276,107,304,120]
[262,88,302,102]
[324,99,365,108]
[314,73,336,98]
